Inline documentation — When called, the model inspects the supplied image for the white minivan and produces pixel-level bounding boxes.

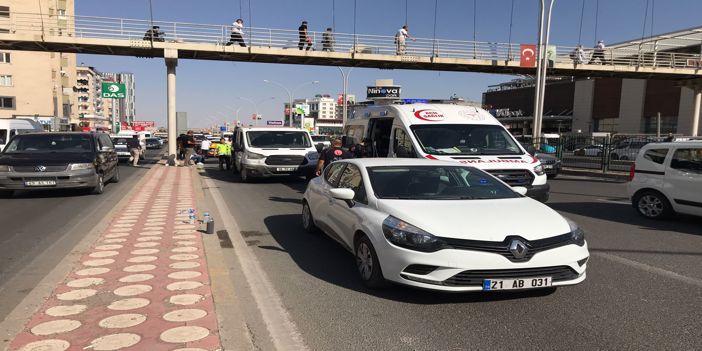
[232,126,319,182]
[344,103,550,202]
[0,118,44,151]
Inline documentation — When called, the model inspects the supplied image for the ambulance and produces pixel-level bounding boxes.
[343,103,550,202]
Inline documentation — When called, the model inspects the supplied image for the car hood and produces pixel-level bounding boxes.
[535,153,558,162]
[376,197,571,241]
[0,152,95,165]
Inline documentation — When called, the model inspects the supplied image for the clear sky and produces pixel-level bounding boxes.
[75,0,702,128]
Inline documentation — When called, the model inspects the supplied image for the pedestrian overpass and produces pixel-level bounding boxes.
[2,13,701,161]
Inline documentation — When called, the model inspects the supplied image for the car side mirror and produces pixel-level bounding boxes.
[512,186,528,196]
[316,143,324,153]
[330,188,356,207]
[524,145,537,156]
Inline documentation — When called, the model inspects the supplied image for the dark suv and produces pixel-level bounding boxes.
[0,132,119,197]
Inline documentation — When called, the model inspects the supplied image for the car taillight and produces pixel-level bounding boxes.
[628,163,635,181]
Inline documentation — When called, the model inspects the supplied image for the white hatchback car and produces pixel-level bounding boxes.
[302,159,589,292]
[627,141,702,219]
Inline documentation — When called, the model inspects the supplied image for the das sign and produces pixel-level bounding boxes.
[101,83,126,99]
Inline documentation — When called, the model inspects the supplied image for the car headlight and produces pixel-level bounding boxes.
[306,151,319,161]
[534,164,545,176]
[0,165,10,172]
[68,163,95,170]
[382,216,444,252]
[245,151,264,160]
[565,218,586,246]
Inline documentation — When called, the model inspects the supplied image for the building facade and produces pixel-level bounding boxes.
[0,0,77,131]
[76,65,111,131]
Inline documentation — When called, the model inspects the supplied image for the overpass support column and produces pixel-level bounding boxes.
[692,86,701,137]
[165,49,178,165]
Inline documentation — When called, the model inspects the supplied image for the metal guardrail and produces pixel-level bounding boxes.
[1,12,702,70]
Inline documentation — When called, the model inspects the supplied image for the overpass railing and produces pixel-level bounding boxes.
[2,12,702,70]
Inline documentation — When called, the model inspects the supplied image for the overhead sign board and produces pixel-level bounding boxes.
[101,83,126,99]
[267,120,284,126]
[366,86,401,99]
[132,121,155,128]
[295,104,310,116]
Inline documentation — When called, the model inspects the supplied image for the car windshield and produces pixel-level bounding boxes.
[247,131,311,148]
[4,134,93,153]
[311,135,328,142]
[367,166,519,200]
[112,138,129,145]
[411,124,523,155]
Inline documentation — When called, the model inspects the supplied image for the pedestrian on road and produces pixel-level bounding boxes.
[315,138,352,176]
[127,135,142,167]
[176,133,187,160]
[589,40,607,64]
[201,138,212,159]
[298,21,312,51]
[322,27,335,52]
[216,137,232,170]
[226,19,247,47]
[182,131,196,166]
[350,137,371,158]
[395,25,415,55]
[664,133,675,142]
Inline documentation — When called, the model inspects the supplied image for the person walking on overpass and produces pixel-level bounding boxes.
[216,137,232,170]
[298,21,312,51]
[143,25,165,42]
[589,40,607,64]
[322,27,335,52]
[395,25,415,55]
[226,19,247,47]
[127,135,142,167]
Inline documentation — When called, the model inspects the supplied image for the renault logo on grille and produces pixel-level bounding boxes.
[35,165,47,172]
[509,239,528,259]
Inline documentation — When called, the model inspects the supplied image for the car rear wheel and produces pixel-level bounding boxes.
[301,201,319,234]
[111,166,120,183]
[355,235,387,289]
[633,190,673,219]
[92,173,105,195]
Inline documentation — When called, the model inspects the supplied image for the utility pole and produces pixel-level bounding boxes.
[532,0,555,145]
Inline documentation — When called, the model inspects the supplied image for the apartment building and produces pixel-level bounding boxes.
[76,65,111,131]
[0,0,77,131]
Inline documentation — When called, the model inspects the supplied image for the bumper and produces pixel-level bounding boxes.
[0,169,99,190]
[542,164,561,175]
[526,183,550,202]
[375,239,589,292]
[241,163,316,178]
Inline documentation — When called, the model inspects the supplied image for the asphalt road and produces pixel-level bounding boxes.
[202,165,702,351]
[0,148,163,321]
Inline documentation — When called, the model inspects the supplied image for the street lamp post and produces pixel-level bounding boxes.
[263,80,319,128]
[338,67,353,127]
[532,0,555,145]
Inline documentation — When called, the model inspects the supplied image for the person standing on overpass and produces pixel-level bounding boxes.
[298,21,312,51]
[322,27,335,52]
[589,40,607,64]
[395,25,415,55]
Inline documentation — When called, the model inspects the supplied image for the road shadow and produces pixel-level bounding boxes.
[263,214,558,305]
[549,202,702,236]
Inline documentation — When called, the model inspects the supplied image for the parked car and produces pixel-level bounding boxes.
[302,158,589,291]
[573,144,604,157]
[0,132,119,197]
[627,141,702,219]
[311,135,331,149]
[145,137,162,149]
[610,139,654,160]
[522,143,560,179]
[232,127,318,182]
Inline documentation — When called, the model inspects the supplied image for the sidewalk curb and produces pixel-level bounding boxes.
[192,168,255,351]
[0,163,164,351]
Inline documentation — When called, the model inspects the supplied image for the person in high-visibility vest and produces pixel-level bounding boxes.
[215,137,232,171]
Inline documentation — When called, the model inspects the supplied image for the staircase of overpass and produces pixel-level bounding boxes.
[1,12,702,79]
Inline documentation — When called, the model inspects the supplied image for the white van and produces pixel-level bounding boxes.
[343,103,550,202]
[232,126,319,182]
[0,118,44,152]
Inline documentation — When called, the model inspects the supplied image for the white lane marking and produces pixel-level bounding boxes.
[204,177,309,351]
[593,252,702,288]
[597,198,631,205]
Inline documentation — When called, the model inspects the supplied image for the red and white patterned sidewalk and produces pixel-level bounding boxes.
[8,166,222,351]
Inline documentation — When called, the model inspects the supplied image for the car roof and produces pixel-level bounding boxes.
[341,158,471,168]
[642,141,702,148]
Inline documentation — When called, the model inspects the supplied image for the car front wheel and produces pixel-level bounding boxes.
[355,235,387,289]
[633,190,673,219]
[239,167,249,182]
[92,173,105,194]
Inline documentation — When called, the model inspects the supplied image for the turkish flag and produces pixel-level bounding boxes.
[520,44,537,68]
